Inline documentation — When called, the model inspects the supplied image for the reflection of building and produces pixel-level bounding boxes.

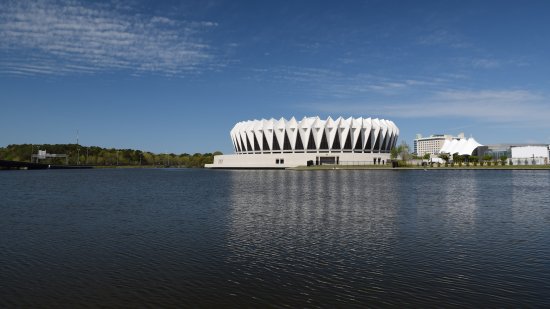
[414,133,464,156]
[206,116,399,169]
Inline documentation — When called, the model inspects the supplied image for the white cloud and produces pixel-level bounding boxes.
[312,89,550,126]
[417,29,470,48]
[254,65,550,127]
[471,58,500,69]
[0,0,218,76]
[255,66,447,98]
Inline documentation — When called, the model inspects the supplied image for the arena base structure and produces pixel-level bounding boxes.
[205,116,399,169]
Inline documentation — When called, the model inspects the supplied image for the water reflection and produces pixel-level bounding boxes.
[223,170,550,306]
[226,170,401,305]
[1,169,549,307]
[512,170,550,225]
[441,170,478,231]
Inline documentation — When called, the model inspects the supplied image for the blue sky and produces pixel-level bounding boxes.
[1,0,550,154]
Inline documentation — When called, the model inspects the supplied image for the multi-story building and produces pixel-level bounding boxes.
[414,133,464,157]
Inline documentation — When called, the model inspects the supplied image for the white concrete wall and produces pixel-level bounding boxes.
[511,146,549,159]
[205,152,391,169]
[510,146,549,165]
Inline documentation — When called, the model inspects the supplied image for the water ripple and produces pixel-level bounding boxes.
[0,169,549,307]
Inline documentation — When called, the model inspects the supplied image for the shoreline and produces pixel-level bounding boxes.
[288,165,550,171]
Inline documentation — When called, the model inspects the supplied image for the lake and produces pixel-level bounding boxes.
[1,169,549,307]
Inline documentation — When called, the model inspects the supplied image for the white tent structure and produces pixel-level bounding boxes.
[439,137,483,156]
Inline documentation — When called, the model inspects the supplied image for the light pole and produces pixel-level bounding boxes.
[76,129,80,165]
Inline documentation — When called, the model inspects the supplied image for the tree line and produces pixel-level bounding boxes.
[0,144,222,168]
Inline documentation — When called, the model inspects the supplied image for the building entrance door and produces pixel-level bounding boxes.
[319,156,337,165]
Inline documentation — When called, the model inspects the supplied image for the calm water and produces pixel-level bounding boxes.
[1,169,549,307]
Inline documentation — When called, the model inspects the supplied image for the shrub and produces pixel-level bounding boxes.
[500,155,508,165]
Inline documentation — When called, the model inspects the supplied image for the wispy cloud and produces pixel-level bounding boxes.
[471,58,500,69]
[258,66,549,127]
[252,66,449,98]
[417,29,470,49]
[313,89,550,126]
[0,0,218,76]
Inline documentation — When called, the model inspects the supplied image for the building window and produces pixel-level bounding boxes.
[280,159,284,164]
[276,159,280,164]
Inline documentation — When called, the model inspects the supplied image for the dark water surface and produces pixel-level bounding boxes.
[1,169,549,307]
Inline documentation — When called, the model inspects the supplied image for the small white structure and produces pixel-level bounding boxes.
[511,146,549,165]
[38,150,47,159]
[31,150,68,164]
[206,116,399,169]
[429,157,445,164]
[439,137,483,156]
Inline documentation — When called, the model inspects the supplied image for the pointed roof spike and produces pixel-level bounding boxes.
[227,117,399,154]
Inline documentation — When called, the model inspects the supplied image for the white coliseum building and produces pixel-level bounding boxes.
[205,116,399,169]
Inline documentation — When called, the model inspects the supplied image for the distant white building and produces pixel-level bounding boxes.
[510,146,549,165]
[414,133,464,156]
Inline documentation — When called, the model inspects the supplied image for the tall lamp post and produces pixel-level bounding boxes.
[76,129,80,165]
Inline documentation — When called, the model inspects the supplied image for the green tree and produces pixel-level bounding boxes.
[0,143,220,168]
[438,153,450,163]
[500,155,508,165]
[483,154,493,162]
[390,147,398,160]
[397,141,411,161]
[453,154,464,164]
